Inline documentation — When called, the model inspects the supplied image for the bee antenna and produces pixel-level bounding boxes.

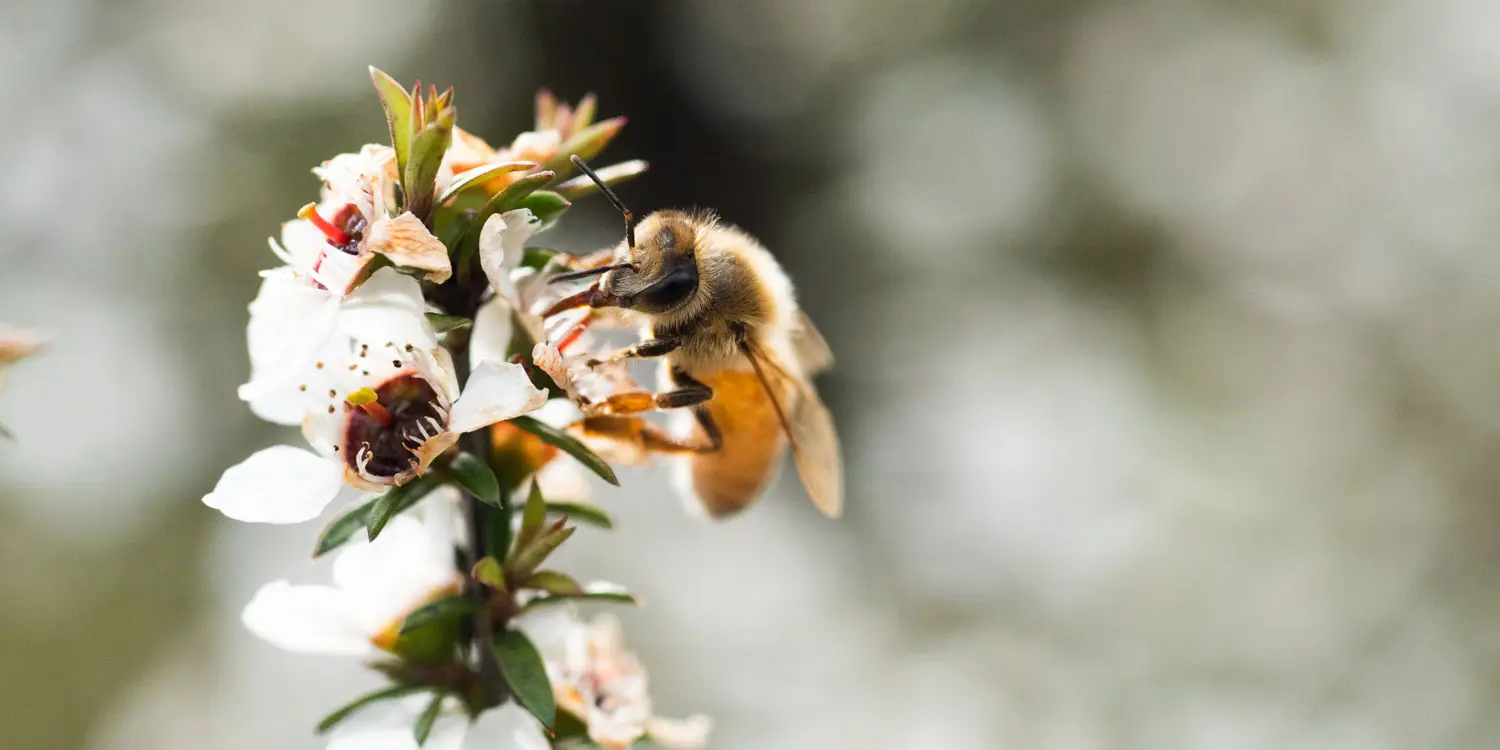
[571,155,635,253]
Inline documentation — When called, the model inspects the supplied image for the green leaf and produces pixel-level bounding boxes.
[511,480,548,560]
[526,570,583,596]
[316,683,429,734]
[366,473,442,542]
[446,452,501,507]
[403,108,456,220]
[519,247,560,271]
[520,582,638,612]
[370,67,414,178]
[514,190,571,233]
[425,313,472,334]
[437,161,537,205]
[554,160,649,200]
[494,629,555,729]
[472,556,506,591]
[314,498,376,558]
[546,501,614,530]
[413,692,445,746]
[541,117,627,181]
[508,519,575,578]
[399,594,477,635]
[510,415,619,486]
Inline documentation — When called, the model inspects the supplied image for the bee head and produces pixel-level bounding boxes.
[601,210,701,314]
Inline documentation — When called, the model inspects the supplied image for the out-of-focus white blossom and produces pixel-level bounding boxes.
[518,608,710,749]
[241,495,460,657]
[0,325,44,392]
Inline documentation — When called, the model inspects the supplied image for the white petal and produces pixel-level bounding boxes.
[470,299,514,373]
[469,703,550,750]
[338,267,436,350]
[478,209,540,301]
[514,606,583,665]
[326,695,468,750]
[241,580,373,656]
[366,213,452,283]
[448,361,547,434]
[203,445,344,523]
[237,269,340,422]
[536,459,591,503]
[331,514,459,634]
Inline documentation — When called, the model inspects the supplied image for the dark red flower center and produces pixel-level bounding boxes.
[344,373,445,481]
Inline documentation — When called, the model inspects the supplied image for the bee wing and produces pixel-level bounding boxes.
[791,310,834,375]
[741,337,845,517]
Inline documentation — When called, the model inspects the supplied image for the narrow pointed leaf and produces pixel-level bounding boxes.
[546,501,614,530]
[370,67,414,176]
[425,313,472,335]
[511,480,547,561]
[403,109,456,220]
[526,569,583,596]
[494,629,555,729]
[521,581,638,612]
[316,683,429,734]
[542,117,627,180]
[366,473,442,542]
[511,415,619,486]
[572,94,598,130]
[437,161,537,205]
[472,556,506,591]
[554,160,649,200]
[314,497,376,558]
[509,520,575,578]
[413,692,445,746]
[445,452,500,507]
[399,594,477,635]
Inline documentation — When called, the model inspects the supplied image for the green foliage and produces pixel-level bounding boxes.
[494,629,555,729]
[511,415,619,486]
[446,452,501,507]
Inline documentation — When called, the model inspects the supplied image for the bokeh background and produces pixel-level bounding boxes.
[3,0,1500,747]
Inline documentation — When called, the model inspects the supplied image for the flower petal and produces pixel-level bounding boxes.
[203,445,343,523]
[448,361,547,434]
[241,580,373,657]
[470,299,514,373]
[331,509,461,634]
[367,213,452,284]
[237,269,341,424]
[470,703,551,750]
[478,209,540,301]
[645,715,713,749]
[338,267,435,350]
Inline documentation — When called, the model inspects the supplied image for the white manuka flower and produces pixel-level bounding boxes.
[206,269,547,523]
[242,495,461,657]
[274,144,450,298]
[518,608,711,750]
[326,697,548,750]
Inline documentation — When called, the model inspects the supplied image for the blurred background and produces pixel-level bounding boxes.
[2,0,1499,747]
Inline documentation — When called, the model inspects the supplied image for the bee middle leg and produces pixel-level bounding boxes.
[584,336,680,368]
[582,367,709,417]
[577,407,723,455]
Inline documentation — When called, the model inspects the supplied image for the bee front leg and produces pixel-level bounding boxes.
[584,337,680,368]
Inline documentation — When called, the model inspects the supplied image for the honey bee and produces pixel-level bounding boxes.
[542,155,843,518]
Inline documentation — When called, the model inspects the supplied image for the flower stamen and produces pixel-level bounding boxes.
[298,203,355,247]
